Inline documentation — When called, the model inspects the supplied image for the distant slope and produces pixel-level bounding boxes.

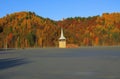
[0,11,120,48]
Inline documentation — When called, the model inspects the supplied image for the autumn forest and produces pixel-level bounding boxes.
[0,11,120,48]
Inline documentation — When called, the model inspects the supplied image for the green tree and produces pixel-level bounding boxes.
[27,32,36,47]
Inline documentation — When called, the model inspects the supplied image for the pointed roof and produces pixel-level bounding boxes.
[59,28,66,40]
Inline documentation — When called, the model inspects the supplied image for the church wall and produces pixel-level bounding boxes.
[59,40,66,48]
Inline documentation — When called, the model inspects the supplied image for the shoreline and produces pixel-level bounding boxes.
[0,45,120,51]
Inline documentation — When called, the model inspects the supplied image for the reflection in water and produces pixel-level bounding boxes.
[0,58,28,70]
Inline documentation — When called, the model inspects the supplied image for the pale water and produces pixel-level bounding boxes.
[0,47,120,79]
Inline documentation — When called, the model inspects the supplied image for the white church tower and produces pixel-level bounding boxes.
[59,28,66,48]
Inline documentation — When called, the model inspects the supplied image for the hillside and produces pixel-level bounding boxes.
[0,11,120,48]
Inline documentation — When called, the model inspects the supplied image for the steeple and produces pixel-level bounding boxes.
[59,28,66,40]
[59,28,66,48]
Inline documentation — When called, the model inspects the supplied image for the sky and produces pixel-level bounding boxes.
[0,0,120,20]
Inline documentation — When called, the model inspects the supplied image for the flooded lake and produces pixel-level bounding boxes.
[0,47,120,79]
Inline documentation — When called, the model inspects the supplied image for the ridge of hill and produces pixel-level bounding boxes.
[0,11,120,48]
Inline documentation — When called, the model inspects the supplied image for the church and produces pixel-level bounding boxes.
[59,28,66,48]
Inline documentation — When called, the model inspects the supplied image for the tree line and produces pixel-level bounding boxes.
[0,11,120,48]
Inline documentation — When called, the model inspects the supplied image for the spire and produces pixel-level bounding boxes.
[59,28,66,40]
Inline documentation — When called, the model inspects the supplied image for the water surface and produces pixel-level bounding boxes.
[0,47,120,79]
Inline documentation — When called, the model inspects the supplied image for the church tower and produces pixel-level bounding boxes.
[59,28,66,48]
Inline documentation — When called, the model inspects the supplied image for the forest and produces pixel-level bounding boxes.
[0,11,120,48]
